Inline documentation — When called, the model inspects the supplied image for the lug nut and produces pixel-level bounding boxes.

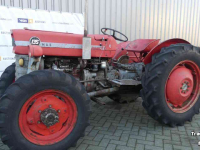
[38,121,41,124]
[49,105,52,108]
[57,110,61,113]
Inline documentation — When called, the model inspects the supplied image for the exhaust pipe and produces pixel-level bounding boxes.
[82,0,91,60]
[88,87,120,98]
[84,0,88,37]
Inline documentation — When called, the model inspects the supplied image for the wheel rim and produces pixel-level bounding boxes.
[165,60,200,113]
[19,90,78,145]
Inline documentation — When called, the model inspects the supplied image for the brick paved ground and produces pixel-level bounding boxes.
[0,97,200,150]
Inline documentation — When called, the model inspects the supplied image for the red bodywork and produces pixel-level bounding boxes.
[12,29,118,58]
[12,29,190,65]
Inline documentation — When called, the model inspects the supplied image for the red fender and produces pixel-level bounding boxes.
[143,38,190,65]
[113,39,160,63]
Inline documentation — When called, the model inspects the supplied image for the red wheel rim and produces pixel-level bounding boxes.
[165,60,200,113]
[19,90,77,145]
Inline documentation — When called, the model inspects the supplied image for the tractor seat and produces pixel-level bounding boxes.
[124,39,160,53]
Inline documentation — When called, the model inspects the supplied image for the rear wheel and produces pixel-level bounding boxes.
[141,44,200,126]
[0,70,91,150]
[0,63,15,97]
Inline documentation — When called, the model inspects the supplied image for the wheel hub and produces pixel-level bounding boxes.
[19,90,78,145]
[166,67,194,107]
[181,82,188,91]
[40,108,59,127]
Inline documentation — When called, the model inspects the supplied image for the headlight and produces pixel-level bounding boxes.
[19,58,24,67]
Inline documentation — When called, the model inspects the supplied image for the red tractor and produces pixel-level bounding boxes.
[0,7,200,150]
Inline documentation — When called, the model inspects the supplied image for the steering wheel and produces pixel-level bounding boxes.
[101,28,128,42]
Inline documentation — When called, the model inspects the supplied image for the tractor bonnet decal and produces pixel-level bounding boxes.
[30,37,41,45]
[15,41,102,49]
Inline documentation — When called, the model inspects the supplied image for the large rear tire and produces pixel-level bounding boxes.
[0,70,91,150]
[0,63,15,97]
[141,44,200,126]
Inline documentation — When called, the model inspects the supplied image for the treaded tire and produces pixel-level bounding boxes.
[0,63,15,97]
[141,44,200,127]
[0,70,91,150]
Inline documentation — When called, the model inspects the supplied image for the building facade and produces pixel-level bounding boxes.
[1,0,200,45]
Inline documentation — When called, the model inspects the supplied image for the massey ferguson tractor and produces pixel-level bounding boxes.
[0,2,200,150]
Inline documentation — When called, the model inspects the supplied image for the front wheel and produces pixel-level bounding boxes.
[141,44,200,126]
[0,63,15,97]
[0,70,91,150]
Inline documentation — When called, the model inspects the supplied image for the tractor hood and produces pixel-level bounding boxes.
[11,29,118,58]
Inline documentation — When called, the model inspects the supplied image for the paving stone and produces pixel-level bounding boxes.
[76,144,89,150]
[147,131,162,135]
[104,135,120,140]
[88,130,99,137]
[85,126,94,132]
[99,139,110,147]
[99,131,113,136]
[86,145,105,150]
[106,144,116,150]
[135,144,144,150]
[125,122,133,128]
[163,139,181,145]
[83,136,94,140]
[130,135,146,140]
[132,126,139,131]
[155,139,163,147]
[139,129,147,136]
[127,138,136,147]
[164,144,173,150]
[146,134,155,142]
[145,145,163,150]
[113,130,123,137]
[120,134,129,142]
[173,145,192,150]
[82,140,99,146]
[137,139,154,146]
[123,131,138,135]
[171,134,180,141]
[116,145,134,150]
[109,140,127,146]
[93,134,104,142]
[103,122,111,128]
[155,135,171,140]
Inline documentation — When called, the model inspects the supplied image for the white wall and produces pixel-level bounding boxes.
[0,6,84,74]
[1,0,200,46]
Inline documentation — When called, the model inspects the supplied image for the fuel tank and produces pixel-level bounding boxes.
[12,29,118,58]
